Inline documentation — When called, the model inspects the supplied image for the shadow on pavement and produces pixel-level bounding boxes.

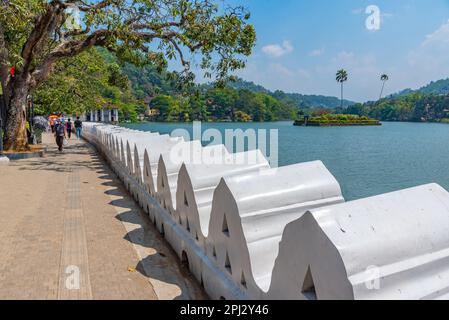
[95,159,207,300]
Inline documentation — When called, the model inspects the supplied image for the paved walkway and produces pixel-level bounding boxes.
[0,133,206,300]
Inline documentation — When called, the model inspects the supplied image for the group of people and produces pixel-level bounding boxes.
[48,115,83,152]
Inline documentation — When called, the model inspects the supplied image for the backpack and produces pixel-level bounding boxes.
[56,123,65,136]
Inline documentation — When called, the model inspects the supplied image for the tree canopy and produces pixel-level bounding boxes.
[1,0,256,89]
[0,0,256,150]
[33,48,139,117]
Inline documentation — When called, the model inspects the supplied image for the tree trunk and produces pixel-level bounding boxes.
[3,77,30,152]
[341,83,344,108]
[380,81,385,100]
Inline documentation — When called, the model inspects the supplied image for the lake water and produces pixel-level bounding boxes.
[122,121,449,201]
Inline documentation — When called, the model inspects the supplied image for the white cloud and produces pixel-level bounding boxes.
[406,20,449,87]
[309,48,325,57]
[421,20,449,47]
[262,40,294,58]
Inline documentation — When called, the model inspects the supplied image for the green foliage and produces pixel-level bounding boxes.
[31,45,297,124]
[311,114,371,122]
[234,110,252,122]
[0,0,256,86]
[271,90,355,109]
[418,79,449,95]
[204,88,296,122]
[345,93,449,123]
[99,48,179,98]
[118,103,139,123]
[0,0,45,67]
[295,114,380,126]
[336,69,348,83]
[217,78,356,109]
[2,1,344,124]
[150,95,179,122]
[33,48,142,122]
[33,49,108,115]
[146,86,297,122]
[107,63,129,91]
[394,78,449,97]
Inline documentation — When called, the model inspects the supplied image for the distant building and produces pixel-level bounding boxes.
[145,107,160,117]
[84,107,119,123]
[143,96,160,120]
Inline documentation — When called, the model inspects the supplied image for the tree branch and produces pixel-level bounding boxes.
[30,30,109,87]
[77,0,118,12]
[168,38,190,70]
[21,2,65,74]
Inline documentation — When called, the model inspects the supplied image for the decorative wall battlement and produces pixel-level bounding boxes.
[82,122,449,300]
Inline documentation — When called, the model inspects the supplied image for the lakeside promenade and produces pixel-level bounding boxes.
[0,133,205,300]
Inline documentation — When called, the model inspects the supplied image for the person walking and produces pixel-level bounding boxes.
[66,118,73,139]
[54,119,67,152]
[74,117,83,139]
[49,117,55,133]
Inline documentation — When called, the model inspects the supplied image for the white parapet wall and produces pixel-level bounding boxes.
[82,122,449,300]
[268,183,449,300]
[206,162,345,299]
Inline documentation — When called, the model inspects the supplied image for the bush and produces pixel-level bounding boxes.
[234,111,252,122]
[296,113,380,126]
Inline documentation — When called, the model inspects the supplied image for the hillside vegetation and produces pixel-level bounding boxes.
[34,48,300,122]
[34,48,449,124]
[346,93,449,122]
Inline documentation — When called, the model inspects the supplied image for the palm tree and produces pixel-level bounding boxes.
[336,69,349,108]
[379,74,389,100]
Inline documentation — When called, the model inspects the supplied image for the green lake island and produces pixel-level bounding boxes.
[294,114,381,127]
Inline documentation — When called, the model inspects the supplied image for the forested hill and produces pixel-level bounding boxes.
[393,78,449,97]
[270,90,355,108]
[223,79,270,94]
[34,47,354,122]
[105,52,356,110]
[97,49,299,122]
[213,78,356,108]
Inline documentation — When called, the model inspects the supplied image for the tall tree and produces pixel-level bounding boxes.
[336,69,348,108]
[0,0,256,151]
[33,48,134,116]
[379,74,389,100]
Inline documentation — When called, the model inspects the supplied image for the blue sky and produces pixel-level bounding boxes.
[212,0,449,102]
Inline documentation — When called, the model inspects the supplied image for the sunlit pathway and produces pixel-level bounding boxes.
[0,133,205,300]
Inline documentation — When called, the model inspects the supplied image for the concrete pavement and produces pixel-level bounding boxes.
[0,133,206,300]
